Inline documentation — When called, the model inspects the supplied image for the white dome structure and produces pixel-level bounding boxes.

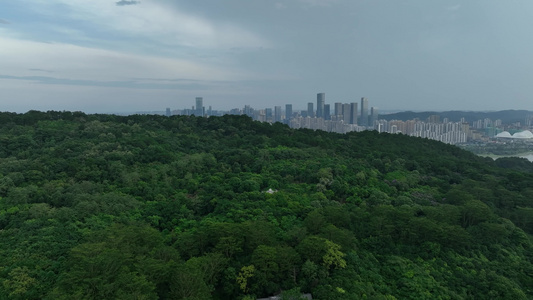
[513,130,533,139]
[496,131,512,138]
[495,130,533,139]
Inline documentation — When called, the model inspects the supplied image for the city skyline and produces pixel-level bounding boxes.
[183,93,376,125]
[2,1,533,113]
[179,94,526,145]
[168,94,533,121]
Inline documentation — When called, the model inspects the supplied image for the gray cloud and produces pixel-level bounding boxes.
[447,4,461,11]
[5,1,533,112]
[28,68,54,73]
[131,77,203,82]
[298,0,338,7]
[275,3,286,10]
[0,74,214,90]
[116,1,140,6]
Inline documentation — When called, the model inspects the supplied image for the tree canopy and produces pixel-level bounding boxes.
[0,111,532,299]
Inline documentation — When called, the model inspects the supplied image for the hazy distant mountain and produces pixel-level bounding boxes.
[380,110,533,123]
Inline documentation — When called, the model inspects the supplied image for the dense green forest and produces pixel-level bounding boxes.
[1,110,533,299]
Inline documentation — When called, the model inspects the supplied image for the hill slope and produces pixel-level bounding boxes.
[0,111,532,299]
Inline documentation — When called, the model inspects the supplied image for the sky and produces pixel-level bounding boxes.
[1,0,533,113]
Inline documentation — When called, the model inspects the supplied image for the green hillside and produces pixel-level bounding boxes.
[0,111,532,299]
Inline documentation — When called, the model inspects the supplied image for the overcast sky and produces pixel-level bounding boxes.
[1,0,533,113]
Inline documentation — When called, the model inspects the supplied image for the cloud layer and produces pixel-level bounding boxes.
[116,0,139,6]
[2,0,533,113]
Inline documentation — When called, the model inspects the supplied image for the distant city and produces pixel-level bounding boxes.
[142,93,533,146]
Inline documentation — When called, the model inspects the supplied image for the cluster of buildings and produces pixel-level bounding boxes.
[171,94,379,134]
[164,96,530,145]
[287,94,379,134]
[377,118,470,144]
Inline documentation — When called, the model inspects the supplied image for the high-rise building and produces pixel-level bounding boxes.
[391,124,398,134]
[342,103,351,122]
[307,102,314,118]
[244,105,253,117]
[360,97,368,126]
[274,106,282,123]
[334,102,343,117]
[324,104,331,120]
[370,107,379,129]
[265,108,273,122]
[195,97,203,116]
[350,103,358,125]
[285,104,293,121]
[165,108,171,117]
[316,93,325,119]
[427,115,440,124]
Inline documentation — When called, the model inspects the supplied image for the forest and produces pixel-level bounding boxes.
[0,110,532,299]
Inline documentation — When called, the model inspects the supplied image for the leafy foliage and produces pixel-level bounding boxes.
[0,111,532,299]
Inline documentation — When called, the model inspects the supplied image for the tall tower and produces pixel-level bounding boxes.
[324,104,331,120]
[342,103,351,122]
[350,102,358,125]
[360,97,368,126]
[274,106,282,123]
[334,102,343,117]
[265,108,273,122]
[307,102,314,118]
[370,107,379,129]
[316,93,325,119]
[244,105,253,117]
[285,104,293,121]
[195,97,203,116]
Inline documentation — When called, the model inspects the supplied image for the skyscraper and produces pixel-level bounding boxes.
[244,105,253,117]
[195,97,203,116]
[370,107,379,129]
[285,104,293,121]
[265,108,273,122]
[360,97,368,126]
[274,106,282,123]
[350,102,358,125]
[316,93,325,119]
[307,102,314,118]
[334,102,343,117]
[342,103,351,122]
[324,104,331,120]
[165,107,171,117]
